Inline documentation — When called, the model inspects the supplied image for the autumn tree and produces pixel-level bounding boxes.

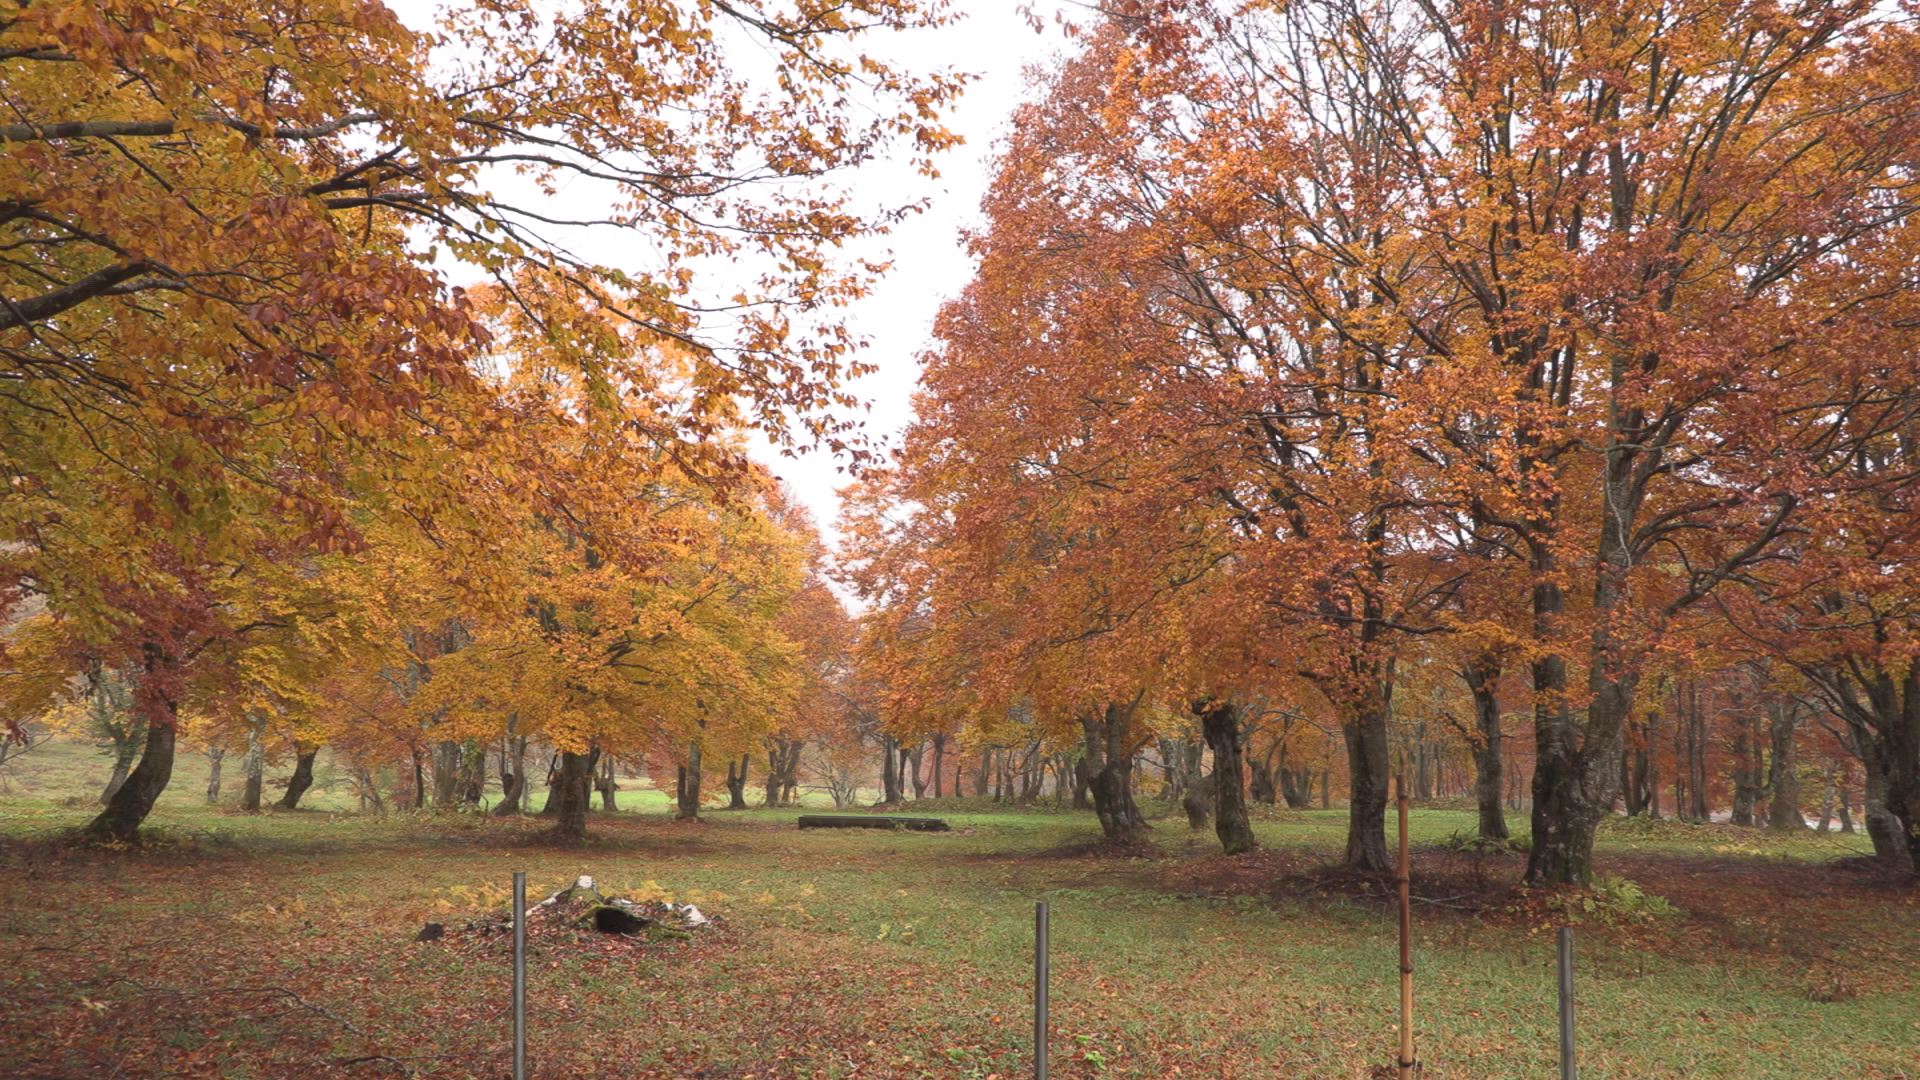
[1,0,960,840]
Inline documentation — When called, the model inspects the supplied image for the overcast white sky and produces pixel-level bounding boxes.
[393,0,1075,555]
[742,2,1070,546]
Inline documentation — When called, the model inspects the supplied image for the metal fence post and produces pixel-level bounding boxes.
[1395,775,1415,1080]
[1557,926,1576,1080]
[1034,901,1049,1080]
[513,871,527,1080]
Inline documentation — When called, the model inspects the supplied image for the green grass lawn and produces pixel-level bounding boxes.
[0,780,1912,1078]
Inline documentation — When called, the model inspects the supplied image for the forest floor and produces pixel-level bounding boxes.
[0,784,1914,1079]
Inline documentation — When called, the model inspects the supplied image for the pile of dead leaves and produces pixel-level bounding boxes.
[419,875,726,958]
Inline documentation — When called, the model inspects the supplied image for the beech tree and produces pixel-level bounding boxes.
[0,0,960,840]
[877,0,1920,883]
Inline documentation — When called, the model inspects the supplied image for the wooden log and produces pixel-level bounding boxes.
[796,814,951,832]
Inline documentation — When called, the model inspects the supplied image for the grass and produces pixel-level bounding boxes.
[0,772,1913,1078]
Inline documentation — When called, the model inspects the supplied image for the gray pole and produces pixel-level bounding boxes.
[1557,926,1576,1080]
[513,871,528,1080]
[1034,901,1049,1080]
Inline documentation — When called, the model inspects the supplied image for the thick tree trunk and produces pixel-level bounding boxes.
[204,747,224,804]
[725,753,749,809]
[1199,700,1256,855]
[762,737,802,807]
[493,735,528,817]
[1178,737,1209,829]
[85,711,176,843]
[879,735,903,804]
[1731,717,1760,827]
[1463,660,1509,840]
[1342,694,1392,872]
[241,723,265,811]
[431,740,461,808]
[1863,758,1903,862]
[550,748,596,840]
[909,743,928,799]
[1526,576,1623,888]
[458,742,487,806]
[1766,699,1806,831]
[1526,449,1644,885]
[676,742,704,821]
[1083,703,1148,843]
[278,748,318,810]
[100,758,132,806]
[1280,767,1315,809]
[1249,746,1277,805]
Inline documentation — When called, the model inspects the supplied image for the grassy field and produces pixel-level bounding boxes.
[0,772,1913,1078]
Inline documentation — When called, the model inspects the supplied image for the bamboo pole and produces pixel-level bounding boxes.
[1396,774,1415,1079]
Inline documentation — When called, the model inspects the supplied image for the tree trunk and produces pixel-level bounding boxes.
[596,753,618,812]
[1526,619,1614,887]
[1082,703,1148,843]
[431,740,461,808]
[278,748,317,810]
[99,757,132,806]
[1463,659,1509,840]
[85,705,177,843]
[1342,693,1392,872]
[550,748,596,840]
[1766,698,1806,831]
[1815,760,1836,833]
[909,743,928,799]
[931,733,946,798]
[1178,737,1209,829]
[1249,745,1278,805]
[676,742,704,821]
[1731,716,1759,827]
[1414,722,1433,800]
[493,735,528,817]
[880,734,902,804]
[539,754,560,815]
[725,753,749,809]
[1199,700,1256,855]
[459,741,487,806]
[355,767,385,813]
[241,722,265,812]
[204,747,224,804]
[1688,681,1710,821]
[1644,705,1661,819]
